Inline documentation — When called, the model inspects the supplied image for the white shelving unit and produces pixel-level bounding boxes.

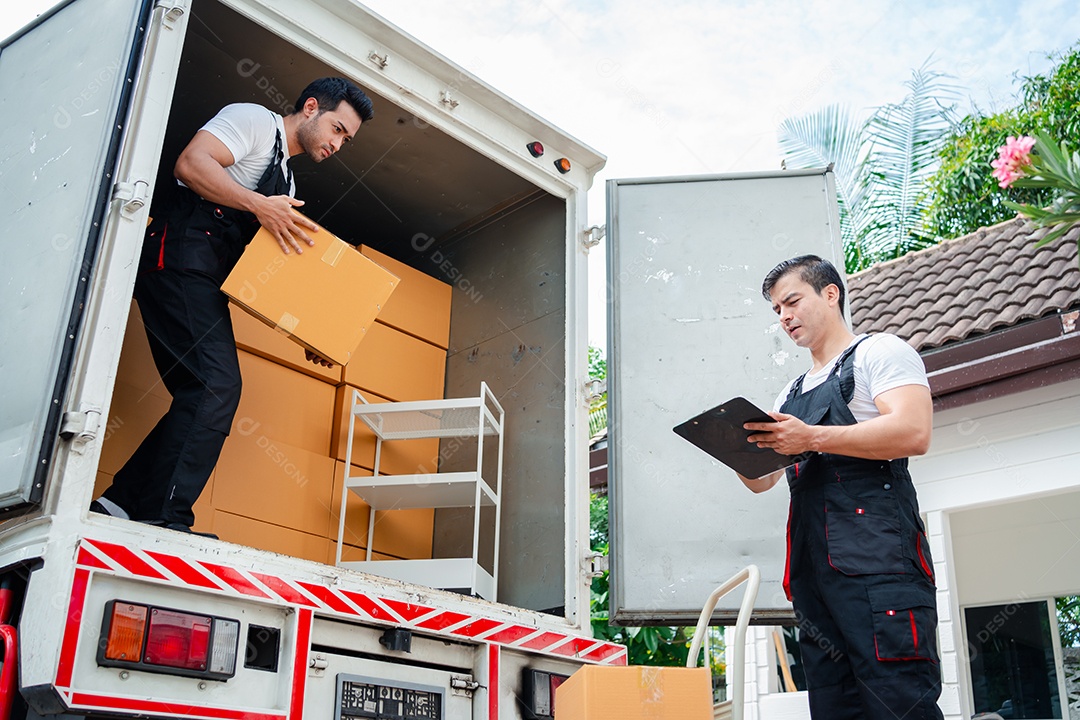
[334,382,504,601]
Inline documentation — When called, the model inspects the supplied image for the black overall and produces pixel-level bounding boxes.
[781,337,943,720]
[103,130,292,527]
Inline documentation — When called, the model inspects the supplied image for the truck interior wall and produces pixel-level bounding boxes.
[430,193,569,614]
[98,0,570,612]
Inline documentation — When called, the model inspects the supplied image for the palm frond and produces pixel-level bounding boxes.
[862,62,960,258]
[778,104,871,252]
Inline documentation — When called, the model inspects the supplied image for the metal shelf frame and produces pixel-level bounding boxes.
[334,382,505,600]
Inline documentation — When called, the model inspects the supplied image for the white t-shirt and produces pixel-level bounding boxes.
[772,333,929,423]
[187,103,295,196]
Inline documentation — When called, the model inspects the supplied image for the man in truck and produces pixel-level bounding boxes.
[738,255,943,719]
[91,77,374,536]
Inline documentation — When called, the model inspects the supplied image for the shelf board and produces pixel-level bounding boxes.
[344,471,497,509]
[352,400,501,440]
[340,558,495,601]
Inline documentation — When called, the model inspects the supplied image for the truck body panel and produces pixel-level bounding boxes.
[606,170,844,625]
[2,0,614,716]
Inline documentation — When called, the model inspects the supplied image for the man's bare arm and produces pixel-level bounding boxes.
[737,469,784,494]
[745,384,932,460]
[173,130,318,254]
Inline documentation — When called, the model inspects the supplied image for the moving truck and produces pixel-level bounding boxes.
[0,0,843,718]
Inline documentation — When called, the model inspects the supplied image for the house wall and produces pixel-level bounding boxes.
[914,378,1080,720]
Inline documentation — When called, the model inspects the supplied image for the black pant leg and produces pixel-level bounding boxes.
[105,269,241,526]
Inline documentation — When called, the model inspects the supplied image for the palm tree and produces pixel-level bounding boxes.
[779,62,959,272]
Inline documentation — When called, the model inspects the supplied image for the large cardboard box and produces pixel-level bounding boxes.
[232,351,335,456]
[210,510,329,564]
[340,322,447,401]
[359,245,452,349]
[229,303,339,383]
[221,219,400,366]
[555,666,714,720]
[213,437,335,537]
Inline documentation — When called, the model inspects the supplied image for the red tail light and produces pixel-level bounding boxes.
[144,609,212,671]
[98,600,238,681]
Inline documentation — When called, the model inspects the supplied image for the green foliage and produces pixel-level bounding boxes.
[587,346,608,437]
[588,493,722,673]
[923,41,1080,239]
[589,491,609,552]
[1002,132,1080,252]
[588,346,607,382]
[779,62,957,273]
[1057,595,1080,647]
[922,111,1050,238]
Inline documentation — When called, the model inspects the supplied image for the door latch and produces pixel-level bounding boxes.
[450,675,480,697]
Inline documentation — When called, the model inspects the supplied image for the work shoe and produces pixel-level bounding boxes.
[90,498,130,519]
[140,519,219,540]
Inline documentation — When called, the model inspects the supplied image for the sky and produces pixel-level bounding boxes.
[3,0,1079,347]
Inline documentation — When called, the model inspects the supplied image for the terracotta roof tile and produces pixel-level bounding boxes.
[849,219,1080,351]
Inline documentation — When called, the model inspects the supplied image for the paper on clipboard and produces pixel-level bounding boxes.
[673,397,810,478]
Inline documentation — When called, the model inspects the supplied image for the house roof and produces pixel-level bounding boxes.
[848,218,1080,352]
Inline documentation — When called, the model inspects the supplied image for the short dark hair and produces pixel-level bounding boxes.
[761,255,846,312]
[294,77,374,123]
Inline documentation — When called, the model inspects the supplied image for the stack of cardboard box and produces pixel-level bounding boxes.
[95,245,452,564]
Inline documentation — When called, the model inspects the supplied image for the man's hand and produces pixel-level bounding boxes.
[251,195,319,255]
[742,385,933,462]
[305,350,334,368]
[745,412,819,456]
[173,130,318,254]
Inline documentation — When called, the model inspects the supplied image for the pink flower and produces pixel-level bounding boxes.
[990,135,1036,188]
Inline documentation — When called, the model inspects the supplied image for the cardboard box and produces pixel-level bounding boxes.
[115,302,173,402]
[221,218,400,366]
[331,385,441,474]
[359,245,452,349]
[341,322,447,401]
[229,303,339,383]
[97,379,171,475]
[332,462,434,560]
[213,437,335,537]
[555,666,714,720]
[232,351,336,456]
[211,510,329,564]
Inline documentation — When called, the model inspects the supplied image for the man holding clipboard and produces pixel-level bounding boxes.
[739,256,943,720]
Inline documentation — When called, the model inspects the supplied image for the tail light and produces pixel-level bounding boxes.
[98,600,239,681]
[553,158,571,174]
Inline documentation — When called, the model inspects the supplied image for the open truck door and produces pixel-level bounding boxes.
[606,168,845,625]
[0,0,187,515]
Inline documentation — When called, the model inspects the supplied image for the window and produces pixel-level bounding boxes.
[966,600,1064,719]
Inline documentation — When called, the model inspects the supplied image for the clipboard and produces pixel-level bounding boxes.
[673,397,810,478]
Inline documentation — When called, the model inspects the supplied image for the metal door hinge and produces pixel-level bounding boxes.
[155,0,190,29]
[59,408,102,451]
[583,379,606,404]
[368,51,389,69]
[450,676,480,697]
[113,179,150,220]
[582,224,605,250]
[585,552,608,579]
